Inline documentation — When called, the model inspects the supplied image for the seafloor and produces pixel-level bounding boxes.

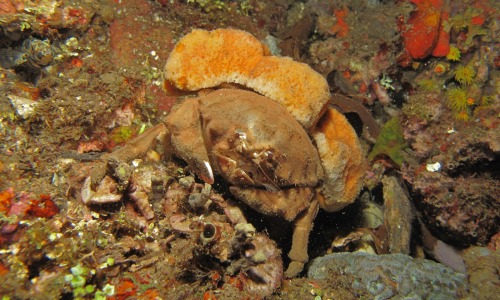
[0,0,499,299]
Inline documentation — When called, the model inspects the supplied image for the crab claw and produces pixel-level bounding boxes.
[165,98,216,184]
[81,176,122,204]
[200,160,215,184]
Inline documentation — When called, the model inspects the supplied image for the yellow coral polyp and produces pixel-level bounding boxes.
[446,45,461,61]
[446,88,468,112]
[454,65,475,85]
[434,63,448,74]
[418,79,438,91]
[455,110,470,121]
[110,126,134,143]
[481,96,493,106]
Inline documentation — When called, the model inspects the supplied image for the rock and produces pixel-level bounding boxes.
[463,247,500,299]
[8,94,39,119]
[381,175,414,254]
[308,252,467,299]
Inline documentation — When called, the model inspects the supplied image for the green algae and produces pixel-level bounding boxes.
[368,117,408,167]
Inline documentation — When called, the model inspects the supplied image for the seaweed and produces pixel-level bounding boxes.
[368,117,408,168]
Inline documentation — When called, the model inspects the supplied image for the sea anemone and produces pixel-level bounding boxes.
[446,88,468,112]
[446,45,461,61]
[454,65,475,85]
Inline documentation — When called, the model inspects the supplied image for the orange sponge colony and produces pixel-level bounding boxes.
[165,28,330,130]
[165,29,268,90]
[400,0,446,61]
[312,108,366,212]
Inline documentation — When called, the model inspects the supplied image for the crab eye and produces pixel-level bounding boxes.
[202,223,216,239]
[235,130,246,140]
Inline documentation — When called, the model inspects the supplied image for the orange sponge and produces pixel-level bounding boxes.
[165,28,267,90]
[401,0,444,60]
[165,28,330,130]
[312,108,366,212]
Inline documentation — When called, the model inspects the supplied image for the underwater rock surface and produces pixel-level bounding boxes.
[308,252,467,299]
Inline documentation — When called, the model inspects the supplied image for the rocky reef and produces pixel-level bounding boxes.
[0,0,499,299]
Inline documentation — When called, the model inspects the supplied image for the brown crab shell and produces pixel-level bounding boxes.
[164,89,324,220]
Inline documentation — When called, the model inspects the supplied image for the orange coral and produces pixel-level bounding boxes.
[165,28,330,130]
[138,288,161,299]
[27,194,59,218]
[0,261,9,276]
[0,188,14,213]
[0,0,24,15]
[431,11,450,57]
[312,108,366,212]
[330,8,349,37]
[112,278,137,300]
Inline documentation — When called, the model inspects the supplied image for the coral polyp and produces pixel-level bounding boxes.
[418,79,439,91]
[446,45,461,61]
[446,88,469,121]
[455,110,470,121]
[454,65,476,85]
[433,63,448,75]
[446,88,468,112]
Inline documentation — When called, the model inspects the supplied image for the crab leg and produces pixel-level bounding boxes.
[90,124,168,187]
[229,187,314,222]
[106,123,168,162]
[285,198,319,278]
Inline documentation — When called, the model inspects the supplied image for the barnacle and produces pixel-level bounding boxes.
[454,65,475,85]
[446,88,468,112]
[446,45,461,61]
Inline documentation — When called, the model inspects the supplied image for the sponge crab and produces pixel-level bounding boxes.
[83,29,365,278]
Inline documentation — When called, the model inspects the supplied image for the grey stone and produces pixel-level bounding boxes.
[308,252,467,299]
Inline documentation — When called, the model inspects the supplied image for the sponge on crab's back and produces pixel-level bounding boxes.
[312,108,366,212]
[165,29,267,90]
[165,28,330,130]
[247,56,330,126]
